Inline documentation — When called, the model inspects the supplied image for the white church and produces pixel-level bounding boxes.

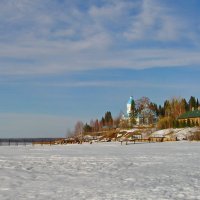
[122,96,158,126]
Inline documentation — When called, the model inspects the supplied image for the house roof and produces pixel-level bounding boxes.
[178,109,200,119]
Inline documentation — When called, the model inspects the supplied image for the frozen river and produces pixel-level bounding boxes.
[0,142,200,200]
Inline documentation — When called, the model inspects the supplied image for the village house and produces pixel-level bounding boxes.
[136,105,158,125]
[178,107,200,125]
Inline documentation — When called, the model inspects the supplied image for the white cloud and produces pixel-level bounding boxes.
[89,1,134,21]
[1,43,200,76]
[32,77,200,90]
[123,0,185,41]
[54,29,75,37]
[0,0,200,77]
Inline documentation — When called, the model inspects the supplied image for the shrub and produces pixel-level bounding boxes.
[157,117,174,129]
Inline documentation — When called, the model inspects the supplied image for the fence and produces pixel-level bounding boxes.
[0,138,64,146]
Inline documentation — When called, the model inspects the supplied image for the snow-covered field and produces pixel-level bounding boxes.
[0,142,200,200]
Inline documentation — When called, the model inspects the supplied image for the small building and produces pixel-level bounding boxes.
[178,107,200,125]
[136,106,158,125]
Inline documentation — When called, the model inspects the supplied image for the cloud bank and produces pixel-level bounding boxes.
[0,0,200,76]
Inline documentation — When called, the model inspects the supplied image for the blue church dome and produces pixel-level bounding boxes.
[127,96,133,104]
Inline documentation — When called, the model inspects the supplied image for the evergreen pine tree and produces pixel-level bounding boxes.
[158,105,163,116]
[104,111,113,126]
[183,98,189,112]
[83,123,92,133]
[130,99,135,114]
[101,117,105,126]
[129,113,136,127]
[189,96,197,111]
[196,98,199,108]
[129,99,136,127]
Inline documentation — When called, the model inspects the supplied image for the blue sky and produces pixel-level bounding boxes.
[0,0,200,138]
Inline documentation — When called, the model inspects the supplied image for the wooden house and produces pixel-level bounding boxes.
[178,107,200,125]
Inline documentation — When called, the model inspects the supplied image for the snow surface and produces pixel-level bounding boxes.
[151,127,200,140]
[0,142,200,200]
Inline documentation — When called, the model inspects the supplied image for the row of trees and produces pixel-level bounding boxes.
[158,118,199,130]
[157,96,199,129]
[72,111,117,136]
[157,96,199,117]
[70,96,199,136]
[83,111,114,133]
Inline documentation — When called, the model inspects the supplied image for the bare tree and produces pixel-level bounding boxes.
[135,96,151,111]
[74,121,84,136]
[165,97,186,119]
[114,112,123,128]
[94,119,100,132]
[66,129,74,138]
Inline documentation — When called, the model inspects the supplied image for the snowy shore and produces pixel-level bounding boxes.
[0,142,200,200]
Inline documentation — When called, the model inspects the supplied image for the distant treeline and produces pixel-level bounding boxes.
[157,96,199,129]
[70,96,199,136]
